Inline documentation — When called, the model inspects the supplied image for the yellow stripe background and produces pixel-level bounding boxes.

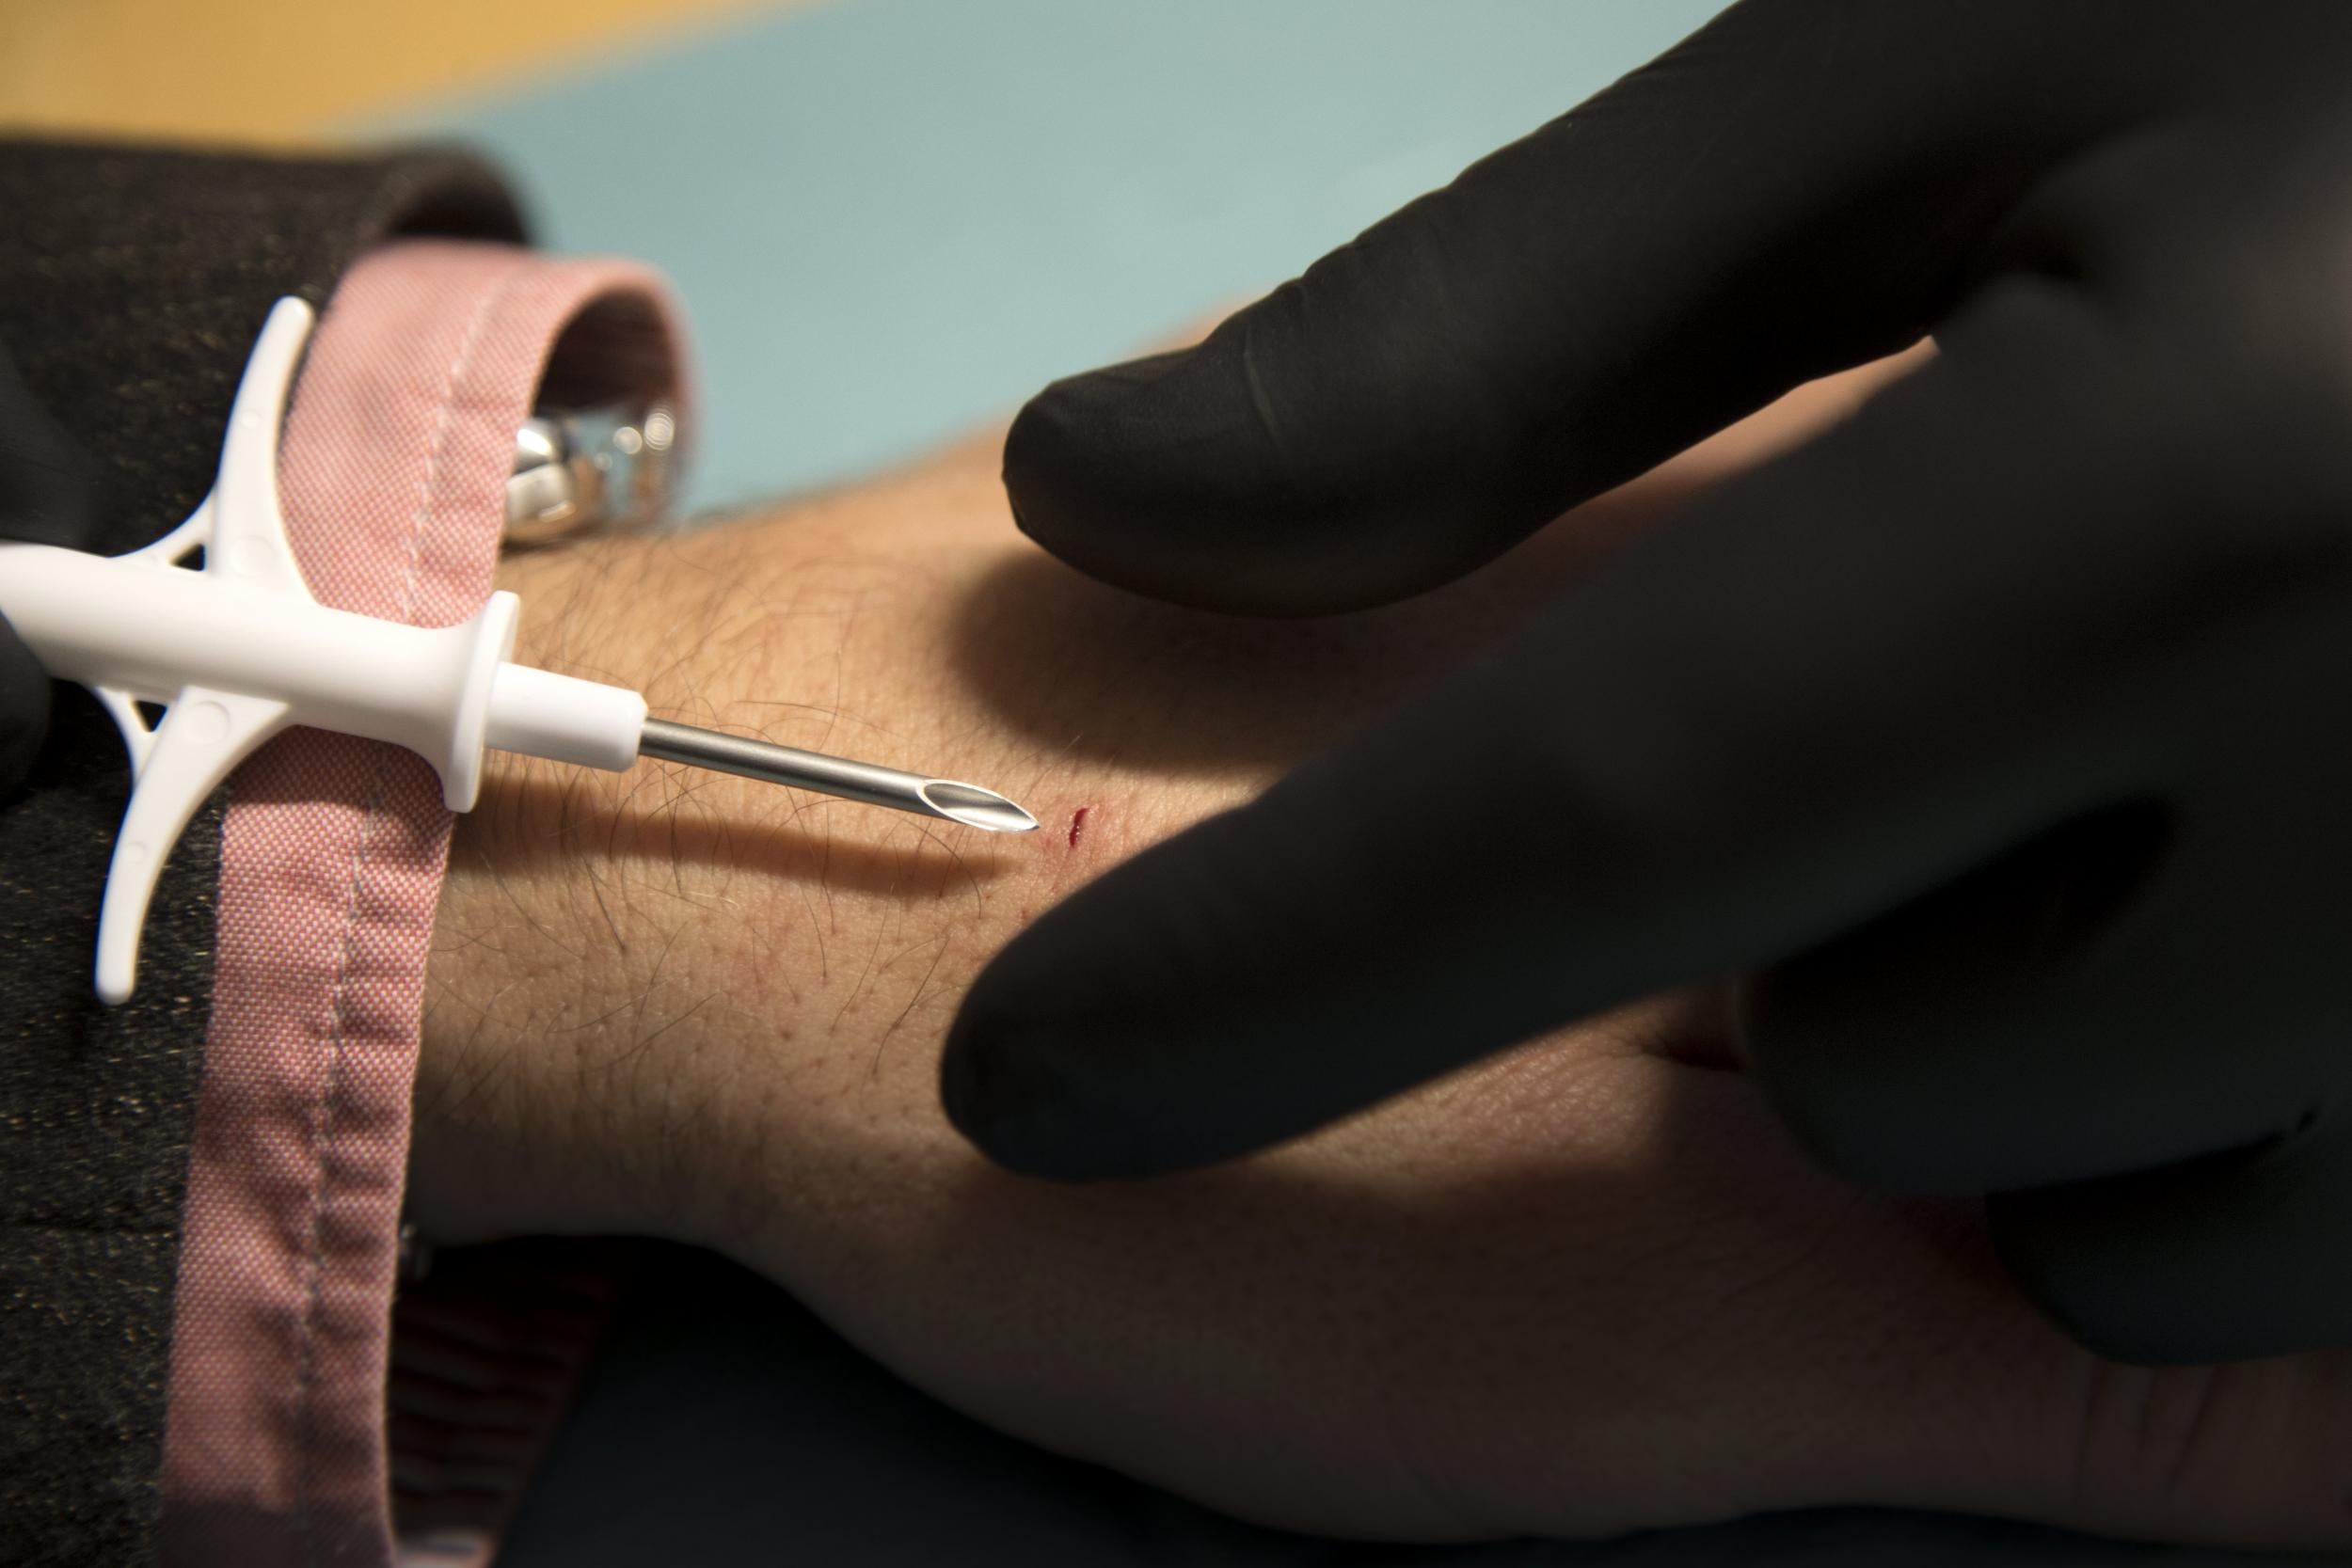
[0,0,800,144]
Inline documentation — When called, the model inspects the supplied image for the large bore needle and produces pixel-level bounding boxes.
[637,718,1040,833]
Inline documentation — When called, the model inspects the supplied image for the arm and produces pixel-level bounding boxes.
[415,363,2349,1549]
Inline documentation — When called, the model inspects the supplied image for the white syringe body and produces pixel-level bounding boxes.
[0,293,663,1006]
[0,541,648,810]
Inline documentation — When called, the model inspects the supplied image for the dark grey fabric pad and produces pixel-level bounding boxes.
[0,140,523,1568]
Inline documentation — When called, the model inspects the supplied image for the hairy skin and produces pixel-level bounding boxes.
[415,356,2350,1547]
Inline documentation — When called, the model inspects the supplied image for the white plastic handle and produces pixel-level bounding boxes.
[0,542,526,810]
[0,297,649,1003]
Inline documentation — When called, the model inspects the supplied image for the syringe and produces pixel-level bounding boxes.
[0,297,1035,1005]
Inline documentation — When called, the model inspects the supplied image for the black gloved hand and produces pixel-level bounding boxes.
[942,0,2352,1365]
[0,343,98,794]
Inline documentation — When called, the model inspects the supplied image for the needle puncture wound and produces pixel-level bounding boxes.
[0,298,1037,1006]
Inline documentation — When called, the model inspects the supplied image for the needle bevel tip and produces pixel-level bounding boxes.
[920,781,1040,833]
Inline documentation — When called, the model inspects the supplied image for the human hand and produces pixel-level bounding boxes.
[0,343,96,792]
[943,0,2352,1367]
[415,376,2350,1548]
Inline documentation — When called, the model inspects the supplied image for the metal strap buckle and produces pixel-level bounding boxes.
[505,400,680,543]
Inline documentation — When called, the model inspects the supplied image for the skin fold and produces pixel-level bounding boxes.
[413,352,2350,1547]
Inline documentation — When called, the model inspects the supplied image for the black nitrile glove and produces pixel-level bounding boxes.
[0,343,95,794]
[943,0,2352,1365]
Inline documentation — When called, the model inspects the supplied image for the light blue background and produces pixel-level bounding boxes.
[392,0,1723,510]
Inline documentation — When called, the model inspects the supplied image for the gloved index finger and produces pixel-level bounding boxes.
[1003,1,2159,617]
[945,280,2289,1180]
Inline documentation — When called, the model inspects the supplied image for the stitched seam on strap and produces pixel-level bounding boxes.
[293,781,389,1568]
[291,259,532,1567]
[398,264,527,622]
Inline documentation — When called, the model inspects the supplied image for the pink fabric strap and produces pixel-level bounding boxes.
[159,240,684,1567]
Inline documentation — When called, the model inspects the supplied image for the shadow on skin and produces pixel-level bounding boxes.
[941,459,1717,775]
[862,986,2028,1544]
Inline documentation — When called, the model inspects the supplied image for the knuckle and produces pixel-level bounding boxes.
[1994,117,2352,561]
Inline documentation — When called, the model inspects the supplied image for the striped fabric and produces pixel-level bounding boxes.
[160,240,686,1568]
